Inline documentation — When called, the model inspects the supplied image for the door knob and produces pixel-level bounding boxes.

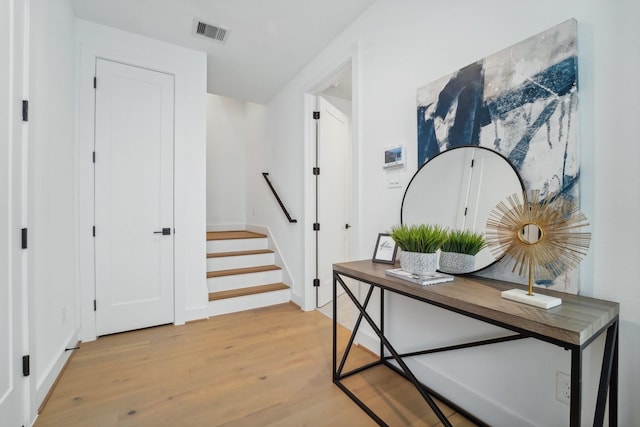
[345,224,352,229]
[153,228,171,235]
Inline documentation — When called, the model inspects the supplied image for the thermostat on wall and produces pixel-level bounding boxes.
[383,146,405,168]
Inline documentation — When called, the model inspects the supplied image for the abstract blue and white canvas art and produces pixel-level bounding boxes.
[416,19,580,293]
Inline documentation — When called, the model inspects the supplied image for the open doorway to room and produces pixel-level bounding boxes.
[308,64,358,330]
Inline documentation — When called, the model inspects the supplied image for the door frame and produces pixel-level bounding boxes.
[76,38,208,341]
[314,96,352,308]
[302,53,361,311]
[1,0,29,423]
[78,54,179,341]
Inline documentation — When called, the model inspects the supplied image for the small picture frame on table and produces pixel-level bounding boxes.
[372,233,398,264]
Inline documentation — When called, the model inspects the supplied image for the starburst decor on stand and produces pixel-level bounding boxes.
[485,190,591,309]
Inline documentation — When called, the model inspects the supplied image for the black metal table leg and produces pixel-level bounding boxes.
[570,347,582,427]
[610,326,618,426]
[594,321,619,426]
[334,274,452,427]
[333,272,338,381]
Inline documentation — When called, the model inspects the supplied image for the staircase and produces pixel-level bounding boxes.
[206,230,291,316]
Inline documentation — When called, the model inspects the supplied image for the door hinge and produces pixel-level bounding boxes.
[313,167,320,175]
[470,159,474,168]
[313,223,320,231]
[313,111,320,120]
[93,300,97,311]
[22,100,28,121]
[92,151,95,163]
[92,226,95,237]
[22,355,30,377]
[21,228,27,249]
[464,207,468,216]
[93,77,97,89]
[313,278,320,287]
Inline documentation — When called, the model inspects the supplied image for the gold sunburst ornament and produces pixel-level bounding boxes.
[485,190,591,309]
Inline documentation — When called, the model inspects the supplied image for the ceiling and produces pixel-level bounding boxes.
[70,0,376,104]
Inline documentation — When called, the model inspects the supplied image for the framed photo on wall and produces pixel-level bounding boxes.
[372,233,398,264]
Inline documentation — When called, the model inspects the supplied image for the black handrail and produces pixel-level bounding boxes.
[262,172,297,223]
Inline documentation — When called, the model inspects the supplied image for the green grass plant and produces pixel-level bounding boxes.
[389,224,449,253]
[441,229,487,255]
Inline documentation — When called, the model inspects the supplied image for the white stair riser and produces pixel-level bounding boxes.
[206,238,268,253]
[207,269,283,292]
[207,252,275,271]
[208,289,291,317]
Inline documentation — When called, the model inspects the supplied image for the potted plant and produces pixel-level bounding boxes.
[389,224,448,275]
[439,229,487,274]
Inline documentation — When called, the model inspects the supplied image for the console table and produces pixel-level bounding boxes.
[332,260,619,427]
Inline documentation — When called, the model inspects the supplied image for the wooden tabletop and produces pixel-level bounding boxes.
[333,260,619,347]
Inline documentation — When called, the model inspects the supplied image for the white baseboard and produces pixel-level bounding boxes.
[354,328,380,355]
[206,223,246,231]
[183,306,209,323]
[35,330,79,412]
[290,291,305,310]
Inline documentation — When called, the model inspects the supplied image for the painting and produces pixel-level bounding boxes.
[416,19,580,293]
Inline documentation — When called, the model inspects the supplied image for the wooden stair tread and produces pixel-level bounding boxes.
[207,265,281,278]
[206,231,267,241]
[208,283,289,301]
[207,249,273,259]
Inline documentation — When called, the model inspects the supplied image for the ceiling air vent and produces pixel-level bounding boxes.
[194,19,229,43]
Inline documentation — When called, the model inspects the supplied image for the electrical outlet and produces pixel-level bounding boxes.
[556,371,571,404]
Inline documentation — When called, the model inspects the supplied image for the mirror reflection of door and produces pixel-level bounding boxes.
[94,59,175,336]
[316,95,352,309]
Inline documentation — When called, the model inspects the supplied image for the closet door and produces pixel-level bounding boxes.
[94,59,175,336]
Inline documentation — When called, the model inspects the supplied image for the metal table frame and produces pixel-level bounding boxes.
[332,265,618,427]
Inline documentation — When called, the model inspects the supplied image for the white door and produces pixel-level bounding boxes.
[94,59,175,336]
[466,148,515,231]
[0,0,24,423]
[316,96,351,308]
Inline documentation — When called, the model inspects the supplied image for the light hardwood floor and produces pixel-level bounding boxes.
[35,303,477,427]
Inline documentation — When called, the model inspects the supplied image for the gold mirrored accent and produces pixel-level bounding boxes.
[519,223,543,244]
[486,190,591,297]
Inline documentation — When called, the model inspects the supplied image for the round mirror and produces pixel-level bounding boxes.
[401,146,524,274]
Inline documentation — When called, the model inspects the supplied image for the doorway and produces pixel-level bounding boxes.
[315,95,352,308]
[94,59,175,336]
[311,64,355,312]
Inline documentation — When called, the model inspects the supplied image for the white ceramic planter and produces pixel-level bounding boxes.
[399,251,438,275]
[439,251,476,274]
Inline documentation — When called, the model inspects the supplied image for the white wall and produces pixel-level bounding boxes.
[244,102,270,227]
[206,94,255,228]
[76,19,209,337]
[257,0,640,424]
[588,1,640,424]
[29,0,78,414]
